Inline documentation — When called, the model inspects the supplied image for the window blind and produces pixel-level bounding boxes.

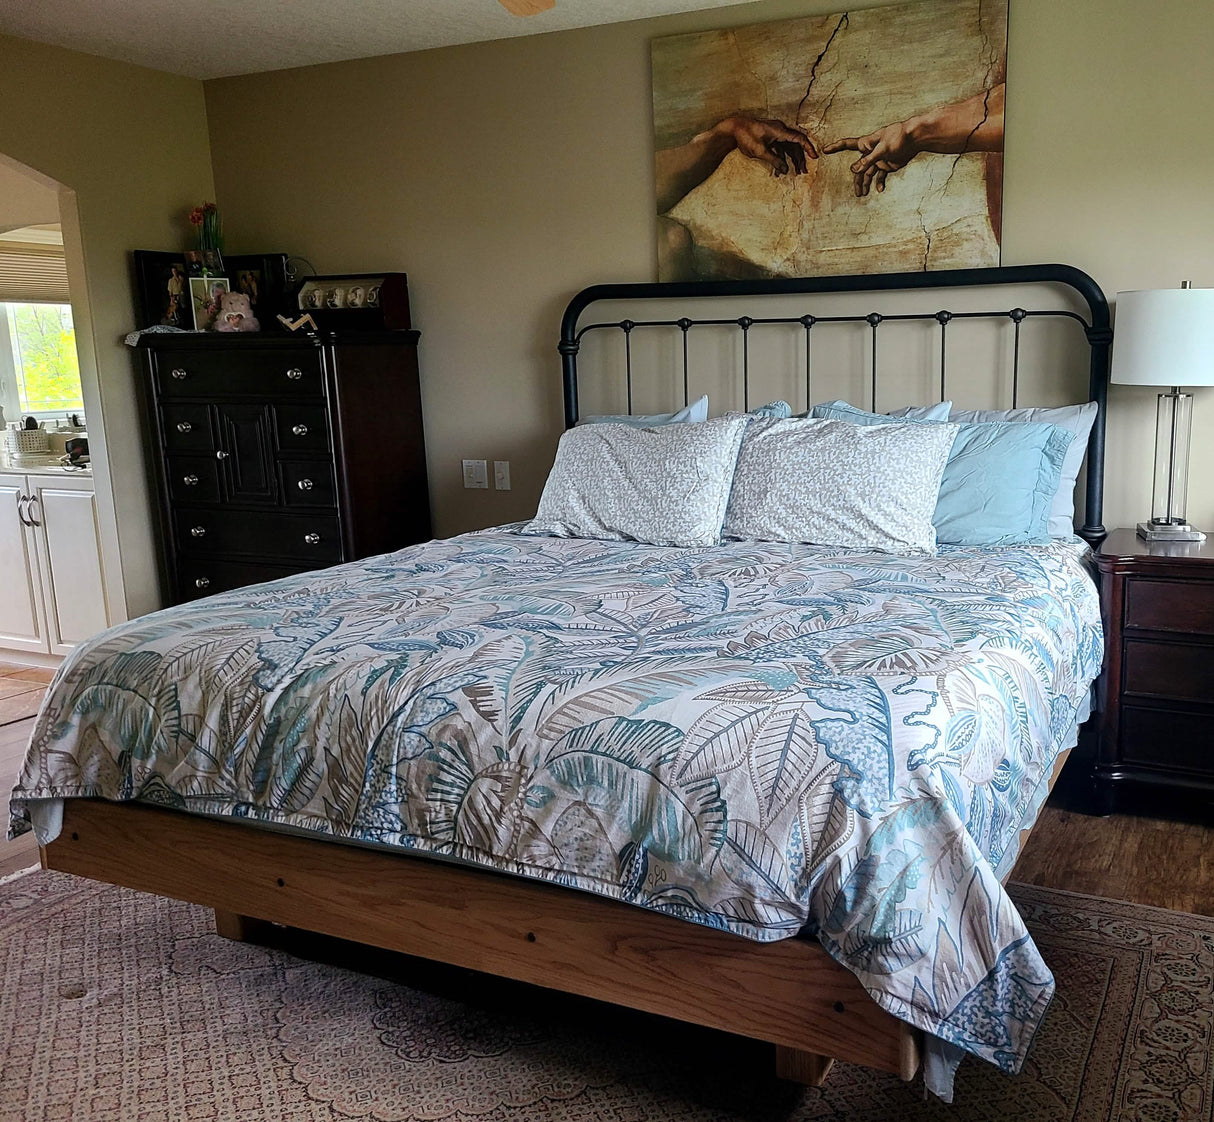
[0,245,70,304]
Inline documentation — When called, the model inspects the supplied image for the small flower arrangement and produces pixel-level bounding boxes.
[188,202,223,254]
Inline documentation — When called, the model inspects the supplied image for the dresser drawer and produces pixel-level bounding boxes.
[176,558,313,601]
[280,459,337,508]
[166,456,221,504]
[1125,578,1214,636]
[155,349,323,399]
[161,403,214,453]
[274,404,330,453]
[1123,638,1214,702]
[175,508,342,563]
[1121,706,1214,775]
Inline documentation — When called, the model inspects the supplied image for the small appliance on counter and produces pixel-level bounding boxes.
[64,435,89,465]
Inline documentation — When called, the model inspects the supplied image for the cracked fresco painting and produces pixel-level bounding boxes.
[652,0,1007,280]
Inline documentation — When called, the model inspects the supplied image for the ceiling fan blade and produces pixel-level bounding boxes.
[498,0,555,15]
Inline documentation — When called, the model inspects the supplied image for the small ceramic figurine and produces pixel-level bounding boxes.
[212,291,260,332]
[347,285,365,308]
[326,288,344,309]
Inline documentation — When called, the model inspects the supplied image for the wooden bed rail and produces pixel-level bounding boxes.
[42,798,920,1084]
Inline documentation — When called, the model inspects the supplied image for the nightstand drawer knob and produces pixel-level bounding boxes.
[286,368,304,381]
[190,526,206,538]
[171,368,188,380]
[176,421,192,434]
[195,577,210,590]
[304,532,321,545]
[297,478,314,491]
[182,474,199,486]
[292,424,309,437]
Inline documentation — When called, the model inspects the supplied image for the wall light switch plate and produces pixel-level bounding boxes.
[462,459,488,489]
[494,460,511,490]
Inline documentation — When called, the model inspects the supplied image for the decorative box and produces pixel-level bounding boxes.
[294,273,411,331]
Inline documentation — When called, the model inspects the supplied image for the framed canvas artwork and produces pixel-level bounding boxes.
[652,0,1007,280]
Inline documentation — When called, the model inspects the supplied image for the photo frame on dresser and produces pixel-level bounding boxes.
[223,253,289,324]
[132,250,191,329]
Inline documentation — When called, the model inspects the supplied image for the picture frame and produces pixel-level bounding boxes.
[223,253,289,324]
[131,250,191,329]
[189,276,230,330]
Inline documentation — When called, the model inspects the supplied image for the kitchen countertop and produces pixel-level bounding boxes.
[0,454,92,477]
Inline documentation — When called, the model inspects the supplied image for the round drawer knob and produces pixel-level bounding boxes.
[286,368,304,381]
[304,532,321,545]
[183,474,199,486]
[195,577,210,590]
[171,368,188,380]
[190,526,206,538]
[176,421,192,434]
[291,423,309,437]
[297,478,314,491]
[215,450,229,460]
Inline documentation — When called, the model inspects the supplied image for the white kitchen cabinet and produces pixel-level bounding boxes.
[0,471,109,657]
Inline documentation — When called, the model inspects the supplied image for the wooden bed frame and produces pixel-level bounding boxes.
[37,265,1110,1089]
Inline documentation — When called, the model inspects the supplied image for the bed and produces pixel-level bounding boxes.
[9,264,1111,1100]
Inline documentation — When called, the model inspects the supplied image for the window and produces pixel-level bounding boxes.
[0,302,84,421]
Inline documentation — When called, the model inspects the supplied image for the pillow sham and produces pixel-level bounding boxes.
[947,403,1098,538]
[525,415,748,547]
[808,399,952,423]
[750,399,794,419]
[933,421,1074,546]
[722,417,958,554]
[577,394,709,427]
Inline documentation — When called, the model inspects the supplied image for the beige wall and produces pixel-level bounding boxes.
[204,0,1214,539]
[0,35,214,617]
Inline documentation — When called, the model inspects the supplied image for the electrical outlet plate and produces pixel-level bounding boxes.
[494,460,511,490]
[462,459,488,489]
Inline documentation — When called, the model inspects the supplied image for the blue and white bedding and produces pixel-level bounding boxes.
[9,529,1102,1088]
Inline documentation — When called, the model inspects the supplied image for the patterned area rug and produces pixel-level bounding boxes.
[2,870,1212,1122]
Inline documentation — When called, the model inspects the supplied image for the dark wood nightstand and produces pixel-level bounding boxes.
[1093,528,1214,816]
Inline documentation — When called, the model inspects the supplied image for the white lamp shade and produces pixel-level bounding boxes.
[1111,288,1214,387]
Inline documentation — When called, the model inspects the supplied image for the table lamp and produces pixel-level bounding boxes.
[1111,282,1214,542]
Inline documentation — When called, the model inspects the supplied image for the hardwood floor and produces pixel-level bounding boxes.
[0,661,54,880]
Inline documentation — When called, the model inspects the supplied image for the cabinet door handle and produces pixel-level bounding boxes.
[190,526,206,538]
[176,421,193,434]
[286,368,304,381]
[297,478,314,491]
[304,532,321,545]
[215,450,229,460]
[183,474,199,487]
[17,495,31,527]
[26,496,42,527]
[195,577,211,590]
[291,423,309,437]
[171,368,188,380]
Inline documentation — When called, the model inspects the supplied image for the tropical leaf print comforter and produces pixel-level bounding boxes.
[10,529,1102,1082]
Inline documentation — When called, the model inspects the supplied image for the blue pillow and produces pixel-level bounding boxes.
[807,399,952,423]
[809,401,1074,545]
[578,394,708,427]
[934,421,1074,545]
[750,400,793,419]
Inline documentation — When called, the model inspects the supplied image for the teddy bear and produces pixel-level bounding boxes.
[212,290,260,332]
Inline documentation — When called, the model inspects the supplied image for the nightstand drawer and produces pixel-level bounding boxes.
[1122,706,1214,774]
[1126,578,1214,635]
[1123,638,1214,702]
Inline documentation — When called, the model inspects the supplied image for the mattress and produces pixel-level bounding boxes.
[9,528,1102,1081]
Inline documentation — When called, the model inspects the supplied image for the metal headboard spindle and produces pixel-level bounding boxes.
[558,265,1111,544]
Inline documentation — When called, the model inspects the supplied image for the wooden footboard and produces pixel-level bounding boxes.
[41,799,920,1083]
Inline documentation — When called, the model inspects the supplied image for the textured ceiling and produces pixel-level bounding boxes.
[0,0,744,80]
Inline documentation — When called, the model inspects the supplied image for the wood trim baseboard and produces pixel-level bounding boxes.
[42,798,919,1080]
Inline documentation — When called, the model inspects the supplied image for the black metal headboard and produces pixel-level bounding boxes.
[558,264,1111,544]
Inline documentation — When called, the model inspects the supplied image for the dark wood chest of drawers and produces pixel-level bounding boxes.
[137,331,430,605]
[1094,528,1214,815]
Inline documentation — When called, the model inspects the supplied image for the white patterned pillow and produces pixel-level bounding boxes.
[525,415,749,547]
[723,417,958,554]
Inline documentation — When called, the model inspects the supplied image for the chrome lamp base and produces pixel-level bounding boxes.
[1137,520,1207,542]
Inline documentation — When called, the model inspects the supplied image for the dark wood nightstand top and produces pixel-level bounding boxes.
[1096,528,1214,572]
